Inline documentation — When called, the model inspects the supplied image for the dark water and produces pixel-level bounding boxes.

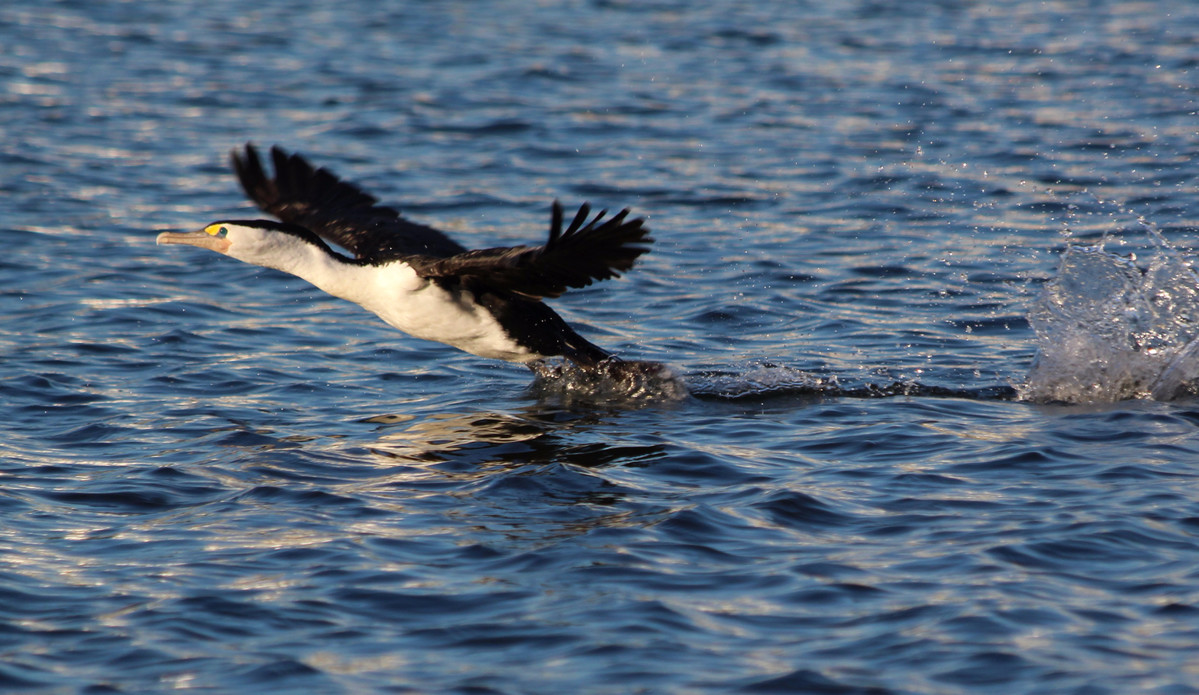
[5,1,1199,692]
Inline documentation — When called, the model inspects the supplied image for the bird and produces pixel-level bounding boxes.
[156,144,653,372]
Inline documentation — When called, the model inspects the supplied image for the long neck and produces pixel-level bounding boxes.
[259,240,372,304]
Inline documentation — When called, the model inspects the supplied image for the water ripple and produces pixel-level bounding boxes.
[5,0,1199,692]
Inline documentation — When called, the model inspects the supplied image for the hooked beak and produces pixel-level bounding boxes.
[156,230,231,254]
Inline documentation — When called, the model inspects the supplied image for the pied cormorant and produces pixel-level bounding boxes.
[156,144,652,370]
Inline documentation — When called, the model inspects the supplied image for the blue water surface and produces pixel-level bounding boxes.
[4,1,1199,693]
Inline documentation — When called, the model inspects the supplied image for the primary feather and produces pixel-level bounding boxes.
[232,144,468,259]
[231,144,653,298]
[413,202,651,299]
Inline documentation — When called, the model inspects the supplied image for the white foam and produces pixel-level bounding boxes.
[1021,227,1199,403]
[529,359,691,405]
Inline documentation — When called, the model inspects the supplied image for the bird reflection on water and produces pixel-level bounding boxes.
[362,405,665,471]
[358,406,674,540]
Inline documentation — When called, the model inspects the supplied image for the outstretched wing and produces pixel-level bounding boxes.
[413,201,652,299]
[232,143,468,259]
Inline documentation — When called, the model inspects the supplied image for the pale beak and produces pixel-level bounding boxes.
[156,230,232,254]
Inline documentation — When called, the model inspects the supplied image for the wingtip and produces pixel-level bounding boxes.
[231,142,269,202]
[232,142,257,166]
[568,202,592,234]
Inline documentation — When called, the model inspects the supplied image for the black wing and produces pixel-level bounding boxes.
[412,201,652,299]
[232,143,468,259]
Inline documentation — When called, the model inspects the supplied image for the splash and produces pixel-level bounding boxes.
[532,358,1019,406]
[529,358,691,405]
[688,363,1016,401]
[532,360,864,404]
[1021,225,1199,403]
[686,363,838,399]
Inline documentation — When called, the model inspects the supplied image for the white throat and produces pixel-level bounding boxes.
[252,240,377,304]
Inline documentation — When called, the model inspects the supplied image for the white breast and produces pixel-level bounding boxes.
[306,259,541,363]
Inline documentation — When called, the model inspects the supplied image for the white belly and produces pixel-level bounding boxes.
[316,261,541,362]
[372,282,539,362]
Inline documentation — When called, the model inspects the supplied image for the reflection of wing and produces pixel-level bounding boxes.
[413,202,653,299]
[232,143,468,259]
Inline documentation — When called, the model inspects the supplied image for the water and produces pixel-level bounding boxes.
[4,0,1199,692]
[1025,216,1199,403]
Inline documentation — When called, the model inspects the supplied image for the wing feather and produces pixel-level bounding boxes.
[232,144,653,297]
[231,143,467,259]
[414,201,652,298]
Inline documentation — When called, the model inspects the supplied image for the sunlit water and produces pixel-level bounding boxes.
[5,1,1199,693]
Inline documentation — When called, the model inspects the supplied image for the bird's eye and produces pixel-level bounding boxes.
[219,226,228,235]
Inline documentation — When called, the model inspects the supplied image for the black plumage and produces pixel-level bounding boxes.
[226,143,653,368]
[231,144,653,296]
[232,144,468,259]
[415,202,649,299]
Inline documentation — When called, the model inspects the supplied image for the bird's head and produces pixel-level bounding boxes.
[156,220,334,271]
